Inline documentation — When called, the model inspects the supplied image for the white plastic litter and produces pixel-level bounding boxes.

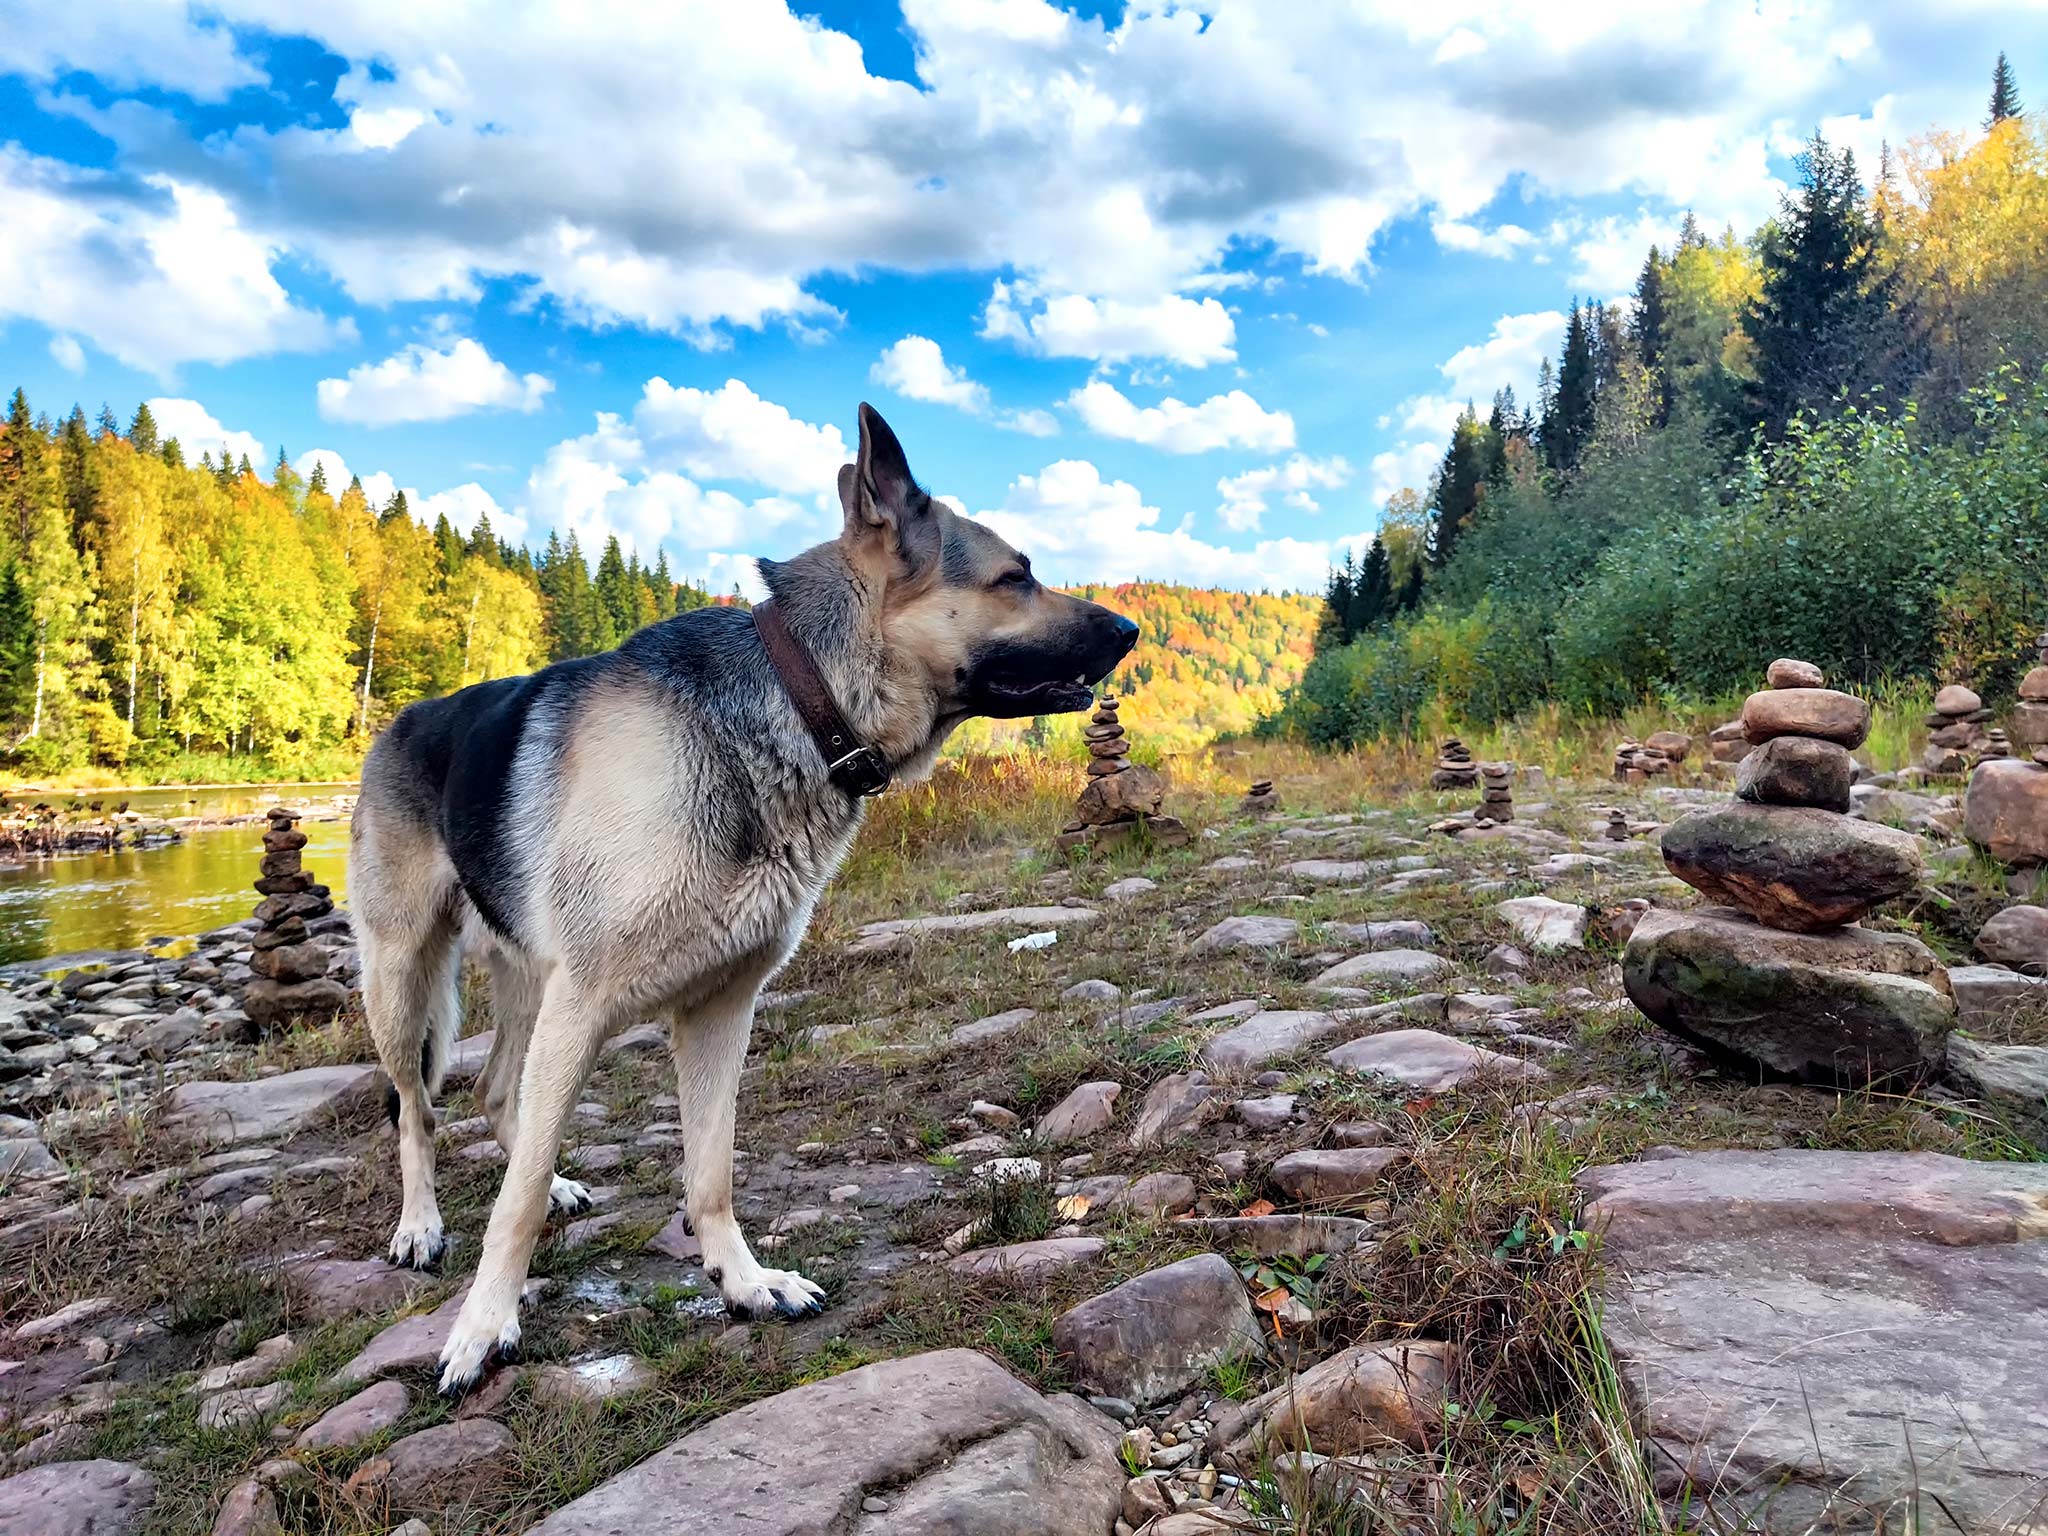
[1007,930,1058,952]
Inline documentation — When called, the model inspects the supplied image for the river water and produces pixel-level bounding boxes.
[0,785,353,967]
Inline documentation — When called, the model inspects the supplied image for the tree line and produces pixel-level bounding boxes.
[0,396,713,777]
[1285,56,2048,747]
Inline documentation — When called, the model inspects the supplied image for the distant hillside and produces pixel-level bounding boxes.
[954,582,1320,753]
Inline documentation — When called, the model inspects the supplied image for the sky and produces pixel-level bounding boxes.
[2,1,2040,596]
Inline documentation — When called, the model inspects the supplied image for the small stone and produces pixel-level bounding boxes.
[1052,1255,1263,1406]
[345,1419,517,1510]
[1035,1081,1122,1143]
[1741,687,1872,748]
[296,1380,411,1451]
[1268,1148,1406,1204]
[208,1479,281,1536]
[1767,658,1825,689]
[1735,734,1856,813]
[1963,759,2048,866]
[1934,684,1983,716]
[1661,804,1923,932]
[533,1354,658,1407]
[198,1380,292,1432]
[1977,906,2048,975]
[1325,1029,1545,1091]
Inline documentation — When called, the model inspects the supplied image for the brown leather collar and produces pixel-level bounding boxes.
[752,599,892,797]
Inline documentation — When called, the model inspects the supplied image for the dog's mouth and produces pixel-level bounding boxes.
[981,669,1098,715]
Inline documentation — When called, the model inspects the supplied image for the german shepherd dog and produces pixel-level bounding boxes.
[353,404,1138,1393]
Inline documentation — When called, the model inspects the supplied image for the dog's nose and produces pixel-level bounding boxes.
[1109,613,1139,654]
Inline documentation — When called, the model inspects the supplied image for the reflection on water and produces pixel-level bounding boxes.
[0,786,354,966]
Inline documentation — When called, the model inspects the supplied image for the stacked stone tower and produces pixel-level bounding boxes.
[1429,739,1477,791]
[1922,683,1994,776]
[1058,693,1189,851]
[244,808,348,1032]
[1624,658,1952,1086]
[1475,762,1514,823]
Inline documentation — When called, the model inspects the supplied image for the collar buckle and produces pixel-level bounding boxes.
[828,745,893,798]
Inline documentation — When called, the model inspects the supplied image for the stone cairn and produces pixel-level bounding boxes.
[244,808,348,1032]
[1605,807,1632,842]
[2014,630,2048,757]
[1623,657,1952,1087]
[1614,730,1690,783]
[1475,761,1514,823]
[1240,778,1281,815]
[1058,693,1189,851]
[1429,739,1478,791]
[1921,683,1995,777]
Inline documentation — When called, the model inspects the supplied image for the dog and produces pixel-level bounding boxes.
[352,403,1139,1393]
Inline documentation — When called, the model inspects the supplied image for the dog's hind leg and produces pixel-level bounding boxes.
[670,972,826,1322]
[361,899,462,1271]
[476,944,591,1217]
[438,969,607,1395]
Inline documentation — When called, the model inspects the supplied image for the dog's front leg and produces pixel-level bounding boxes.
[670,982,826,1321]
[438,974,605,1395]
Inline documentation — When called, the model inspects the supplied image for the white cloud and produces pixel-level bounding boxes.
[870,335,1057,435]
[1441,310,1569,401]
[1067,380,1295,455]
[317,338,553,426]
[1215,454,1353,533]
[1432,218,1539,259]
[981,283,1236,368]
[293,448,526,543]
[1369,439,1444,511]
[632,378,848,497]
[4,1,2004,353]
[0,147,345,378]
[970,457,1339,593]
[48,334,85,372]
[1566,212,1684,295]
[150,398,265,468]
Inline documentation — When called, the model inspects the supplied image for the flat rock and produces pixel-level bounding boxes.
[1579,1150,2048,1532]
[333,1281,540,1387]
[0,1459,157,1534]
[197,1380,291,1432]
[296,1380,411,1451]
[1051,1255,1262,1406]
[282,1257,432,1322]
[851,906,1101,954]
[1269,1147,1407,1204]
[1187,1214,1370,1258]
[1948,964,2048,1027]
[1322,919,1435,949]
[1208,1340,1453,1464]
[1033,1081,1121,1143]
[946,1237,1107,1279]
[1202,1010,1336,1072]
[1741,686,1872,748]
[346,1418,515,1511]
[0,1138,61,1178]
[1308,949,1451,990]
[1101,877,1158,902]
[523,1350,1123,1536]
[951,1008,1038,1046]
[1127,1073,1216,1148]
[1624,906,1954,1086]
[1945,1036,2048,1126]
[1326,1028,1545,1090]
[1963,758,2048,866]
[533,1354,658,1407]
[1660,804,1924,931]
[1189,915,1299,954]
[164,1064,382,1146]
[1494,896,1588,951]
[1281,859,1378,883]
[1978,905,2048,974]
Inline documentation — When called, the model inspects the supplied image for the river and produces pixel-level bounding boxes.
[0,784,353,968]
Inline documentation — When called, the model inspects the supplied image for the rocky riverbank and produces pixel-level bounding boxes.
[0,750,2042,1535]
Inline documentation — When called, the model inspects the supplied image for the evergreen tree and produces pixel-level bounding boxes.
[1550,303,1599,472]
[127,402,159,457]
[593,535,635,647]
[1747,132,1883,435]
[467,510,500,565]
[160,439,183,469]
[1313,553,1356,653]
[1350,537,1392,635]
[1428,406,1490,567]
[545,531,595,658]
[96,403,119,439]
[213,452,235,488]
[433,513,463,573]
[0,562,35,727]
[380,489,409,526]
[1989,50,2022,127]
[1631,247,1672,425]
[237,453,253,479]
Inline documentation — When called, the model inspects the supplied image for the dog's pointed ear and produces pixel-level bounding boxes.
[840,404,933,564]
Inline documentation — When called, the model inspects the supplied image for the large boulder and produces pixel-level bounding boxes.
[1740,687,1871,748]
[1578,1150,2048,1533]
[1964,758,2048,866]
[1051,1255,1262,1406]
[524,1350,1123,1535]
[1659,803,1923,932]
[1734,734,1856,813]
[1623,906,1953,1086]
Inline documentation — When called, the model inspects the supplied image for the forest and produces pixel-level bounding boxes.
[0,402,1315,779]
[1277,64,2048,748]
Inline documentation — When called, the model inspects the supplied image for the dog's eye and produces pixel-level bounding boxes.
[994,568,1033,591]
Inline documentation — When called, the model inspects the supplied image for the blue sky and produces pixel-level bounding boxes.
[1,1,2038,594]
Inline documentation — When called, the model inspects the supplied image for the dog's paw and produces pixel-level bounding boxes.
[437,1311,520,1399]
[548,1175,593,1216]
[386,1219,446,1271]
[720,1265,827,1322]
